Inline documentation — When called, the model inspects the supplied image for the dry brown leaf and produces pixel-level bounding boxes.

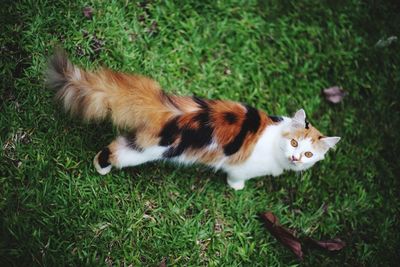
[260,211,346,260]
[83,7,93,20]
[304,237,346,251]
[323,86,346,103]
[260,212,303,259]
[159,257,167,267]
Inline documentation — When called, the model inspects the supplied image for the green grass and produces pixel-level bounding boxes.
[1,0,400,266]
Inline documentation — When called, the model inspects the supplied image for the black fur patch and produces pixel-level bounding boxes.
[162,106,213,158]
[223,112,238,124]
[159,117,180,146]
[126,133,143,152]
[98,147,111,168]
[223,105,261,156]
[268,115,283,122]
[305,119,310,129]
[181,111,213,149]
[192,95,209,108]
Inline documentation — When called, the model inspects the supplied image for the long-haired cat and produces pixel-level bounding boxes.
[46,49,340,190]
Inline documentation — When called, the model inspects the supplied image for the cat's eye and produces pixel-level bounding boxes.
[304,151,313,158]
[290,139,298,147]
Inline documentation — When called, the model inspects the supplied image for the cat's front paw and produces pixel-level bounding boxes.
[227,178,245,190]
[93,149,112,175]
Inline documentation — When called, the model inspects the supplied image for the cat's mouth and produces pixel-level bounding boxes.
[288,157,302,165]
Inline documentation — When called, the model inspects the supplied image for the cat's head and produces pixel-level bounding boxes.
[280,109,340,171]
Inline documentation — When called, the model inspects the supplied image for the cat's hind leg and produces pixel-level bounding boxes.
[93,136,166,175]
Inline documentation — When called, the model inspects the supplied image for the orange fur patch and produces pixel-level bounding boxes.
[283,124,323,142]
[48,50,281,166]
[282,124,328,150]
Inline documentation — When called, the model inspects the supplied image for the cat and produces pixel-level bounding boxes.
[46,49,340,190]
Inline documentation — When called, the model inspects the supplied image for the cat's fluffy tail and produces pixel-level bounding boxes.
[46,49,187,130]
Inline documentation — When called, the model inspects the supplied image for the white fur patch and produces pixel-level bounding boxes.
[222,117,330,189]
[114,137,166,168]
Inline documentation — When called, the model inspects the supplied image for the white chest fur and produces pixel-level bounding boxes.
[222,119,289,180]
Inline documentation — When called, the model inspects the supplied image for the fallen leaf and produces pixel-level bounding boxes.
[304,237,346,251]
[323,86,346,103]
[83,7,93,20]
[260,212,303,259]
[159,258,167,267]
[260,211,346,260]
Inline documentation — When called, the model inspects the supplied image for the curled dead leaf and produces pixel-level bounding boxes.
[304,237,346,251]
[159,257,167,267]
[323,86,346,103]
[260,211,346,260]
[83,7,93,20]
[260,212,303,259]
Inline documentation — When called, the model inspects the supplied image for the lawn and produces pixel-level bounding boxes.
[1,0,399,266]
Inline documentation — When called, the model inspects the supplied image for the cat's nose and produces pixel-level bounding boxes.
[291,155,299,161]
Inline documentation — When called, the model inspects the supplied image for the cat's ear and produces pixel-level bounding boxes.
[292,109,306,128]
[320,136,341,149]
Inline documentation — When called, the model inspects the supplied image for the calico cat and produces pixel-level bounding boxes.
[46,49,340,190]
